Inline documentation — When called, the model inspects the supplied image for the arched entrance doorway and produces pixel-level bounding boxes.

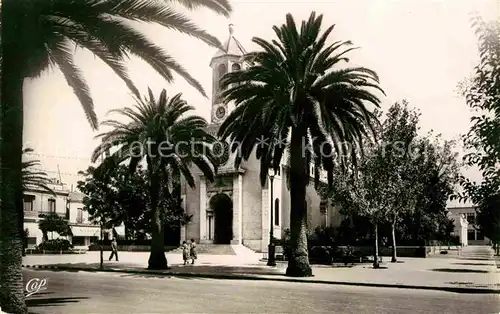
[209,193,233,244]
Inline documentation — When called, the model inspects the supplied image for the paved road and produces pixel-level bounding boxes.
[23,269,500,314]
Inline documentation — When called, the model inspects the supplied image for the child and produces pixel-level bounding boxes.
[190,238,197,265]
[181,241,190,265]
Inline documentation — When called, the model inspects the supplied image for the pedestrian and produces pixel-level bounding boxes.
[109,238,119,261]
[190,238,197,265]
[181,241,190,265]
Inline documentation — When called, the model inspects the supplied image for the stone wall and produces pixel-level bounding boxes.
[183,173,201,242]
[240,154,264,243]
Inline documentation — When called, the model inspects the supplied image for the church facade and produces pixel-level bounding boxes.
[180,25,342,252]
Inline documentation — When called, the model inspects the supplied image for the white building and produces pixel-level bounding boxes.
[23,180,124,250]
[23,180,70,247]
[65,191,100,248]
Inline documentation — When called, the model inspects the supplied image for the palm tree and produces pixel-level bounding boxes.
[217,12,384,277]
[92,88,217,270]
[1,1,231,311]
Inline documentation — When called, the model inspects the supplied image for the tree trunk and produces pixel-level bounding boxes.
[373,223,380,268]
[285,128,312,277]
[147,174,168,270]
[391,222,397,263]
[0,12,27,311]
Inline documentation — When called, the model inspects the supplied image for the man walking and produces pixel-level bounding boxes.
[109,238,119,261]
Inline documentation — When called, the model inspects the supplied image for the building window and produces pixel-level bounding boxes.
[48,199,56,212]
[23,195,35,211]
[467,230,476,241]
[218,63,227,77]
[476,231,484,241]
[274,198,280,226]
[231,63,241,72]
[218,64,227,88]
[27,237,37,246]
[466,213,475,225]
[66,204,70,220]
[76,208,84,223]
[320,201,328,227]
[320,201,327,214]
[214,63,228,103]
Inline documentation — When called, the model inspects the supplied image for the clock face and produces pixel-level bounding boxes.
[212,141,230,166]
[215,106,226,120]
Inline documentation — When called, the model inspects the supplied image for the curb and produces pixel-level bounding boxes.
[23,264,500,294]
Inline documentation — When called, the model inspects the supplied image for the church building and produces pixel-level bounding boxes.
[180,25,342,253]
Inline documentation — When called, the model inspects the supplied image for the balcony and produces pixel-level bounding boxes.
[24,211,67,222]
[24,211,38,218]
[38,212,66,219]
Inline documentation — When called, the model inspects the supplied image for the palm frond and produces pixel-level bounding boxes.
[12,0,232,129]
[217,12,384,189]
[22,148,56,196]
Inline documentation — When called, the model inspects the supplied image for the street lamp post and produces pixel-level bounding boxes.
[267,168,276,266]
[99,220,104,270]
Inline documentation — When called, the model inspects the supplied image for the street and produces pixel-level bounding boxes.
[24,269,500,313]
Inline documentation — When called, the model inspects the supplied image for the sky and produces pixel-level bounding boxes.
[22,0,497,202]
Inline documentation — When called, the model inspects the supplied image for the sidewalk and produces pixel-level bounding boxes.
[22,251,500,294]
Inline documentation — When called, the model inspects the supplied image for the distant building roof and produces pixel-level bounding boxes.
[68,191,85,202]
[210,24,247,66]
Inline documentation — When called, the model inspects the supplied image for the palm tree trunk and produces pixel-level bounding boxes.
[147,174,168,270]
[391,221,397,263]
[0,31,28,313]
[285,128,312,277]
[373,222,380,268]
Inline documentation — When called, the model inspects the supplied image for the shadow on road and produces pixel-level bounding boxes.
[27,265,100,273]
[453,262,493,266]
[27,296,89,307]
[432,268,489,273]
[120,273,205,280]
[460,258,490,261]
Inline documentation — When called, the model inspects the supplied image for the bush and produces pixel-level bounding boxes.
[308,226,337,248]
[279,227,341,264]
[36,239,73,252]
[309,246,341,264]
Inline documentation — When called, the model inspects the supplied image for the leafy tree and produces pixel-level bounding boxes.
[324,159,389,268]
[77,162,150,238]
[1,1,231,311]
[78,162,188,241]
[461,15,500,182]
[475,193,500,255]
[457,16,500,250]
[38,212,71,242]
[399,136,460,244]
[217,12,383,277]
[92,89,217,270]
[369,101,423,262]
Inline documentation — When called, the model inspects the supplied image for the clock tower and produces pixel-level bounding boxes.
[209,24,247,125]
